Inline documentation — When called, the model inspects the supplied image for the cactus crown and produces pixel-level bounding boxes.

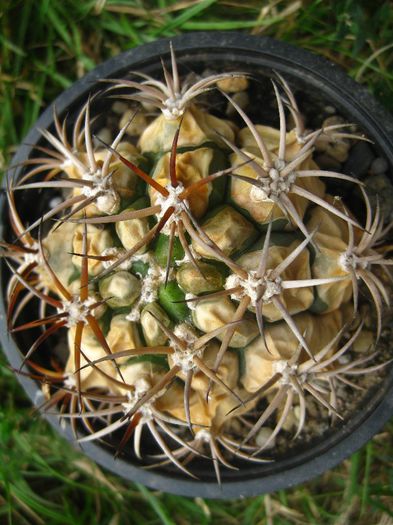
[2,45,392,484]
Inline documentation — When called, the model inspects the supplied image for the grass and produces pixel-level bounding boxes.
[0,0,393,523]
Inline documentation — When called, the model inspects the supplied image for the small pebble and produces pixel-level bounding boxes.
[293,405,305,426]
[364,173,393,221]
[255,428,275,449]
[324,105,336,115]
[112,101,129,114]
[338,355,351,365]
[316,137,350,163]
[49,196,63,209]
[140,100,156,112]
[217,75,249,93]
[314,153,342,171]
[281,408,297,432]
[315,117,351,162]
[370,157,389,175]
[343,141,375,179]
[323,115,346,128]
[184,71,200,85]
[353,330,374,354]
[304,398,318,418]
[94,127,112,145]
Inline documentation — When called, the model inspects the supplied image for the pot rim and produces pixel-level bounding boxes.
[1,32,392,499]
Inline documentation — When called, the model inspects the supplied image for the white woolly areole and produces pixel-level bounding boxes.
[121,379,155,422]
[262,275,283,303]
[95,192,119,215]
[273,360,305,387]
[23,242,43,265]
[102,247,133,271]
[126,307,143,323]
[126,257,170,322]
[225,270,282,305]
[60,296,96,327]
[162,94,186,120]
[132,252,152,267]
[339,251,368,272]
[174,323,199,346]
[195,429,211,443]
[250,185,273,203]
[60,158,74,171]
[250,168,297,203]
[81,170,119,214]
[123,379,150,405]
[63,373,77,390]
[171,324,202,373]
[155,182,187,234]
[121,402,153,422]
[171,349,198,373]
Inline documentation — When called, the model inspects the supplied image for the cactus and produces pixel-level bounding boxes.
[3,44,393,485]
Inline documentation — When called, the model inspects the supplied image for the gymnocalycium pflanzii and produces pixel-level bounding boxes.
[3,43,392,485]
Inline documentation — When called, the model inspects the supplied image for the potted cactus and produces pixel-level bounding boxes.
[1,33,393,498]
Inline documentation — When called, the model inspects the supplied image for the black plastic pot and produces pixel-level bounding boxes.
[1,32,393,499]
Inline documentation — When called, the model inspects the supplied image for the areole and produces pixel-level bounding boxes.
[1,32,393,499]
